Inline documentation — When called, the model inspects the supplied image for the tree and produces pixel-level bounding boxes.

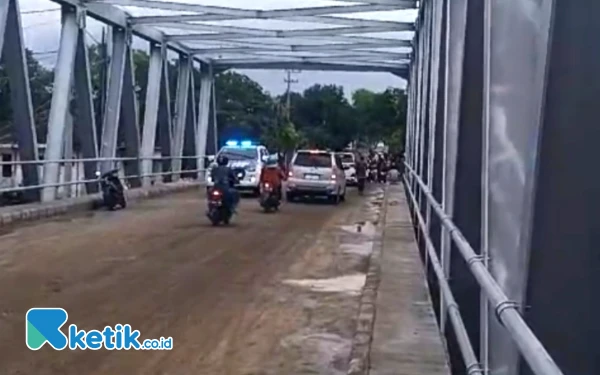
[351,87,407,152]
[214,71,275,142]
[0,49,54,143]
[290,84,357,151]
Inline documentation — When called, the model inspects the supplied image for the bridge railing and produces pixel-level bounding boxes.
[0,155,206,204]
[404,163,563,375]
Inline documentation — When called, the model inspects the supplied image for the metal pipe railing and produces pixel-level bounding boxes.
[404,177,483,375]
[0,156,207,194]
[404,163,564,375]
[0,155,199,166]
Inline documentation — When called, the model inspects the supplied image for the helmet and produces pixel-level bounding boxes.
[263,154,278,166]
[217,155,229,166]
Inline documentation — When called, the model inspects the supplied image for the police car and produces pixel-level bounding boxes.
[206,140,269,194]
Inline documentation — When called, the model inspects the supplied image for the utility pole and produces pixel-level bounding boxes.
[284,70,299,120]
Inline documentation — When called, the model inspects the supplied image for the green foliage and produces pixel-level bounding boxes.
[0,49,54,142]
[214,71,276,142]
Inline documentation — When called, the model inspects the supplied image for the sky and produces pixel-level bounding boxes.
[20,0,416,97]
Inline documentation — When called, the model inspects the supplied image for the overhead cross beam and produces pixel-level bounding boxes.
[213,61,409,75]
[94,0,417,18]
[61,0,417,74]
[189,42,410,57]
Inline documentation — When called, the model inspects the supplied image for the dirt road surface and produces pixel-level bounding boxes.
[0,187,384,375]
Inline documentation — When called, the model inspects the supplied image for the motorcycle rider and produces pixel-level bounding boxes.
[210,155,240,212]
[259,154,286,200]
[355,155,367,191]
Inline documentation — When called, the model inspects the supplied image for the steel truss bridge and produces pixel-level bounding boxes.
[1,0,597,374]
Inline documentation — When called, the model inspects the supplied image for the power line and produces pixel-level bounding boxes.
[32,50,58,56]
[284,70,299,120]
[85,29,102,45]
[22,8,60,15]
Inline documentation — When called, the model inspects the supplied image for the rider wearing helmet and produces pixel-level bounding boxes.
[210,155,239,211]
[259,154,286,199]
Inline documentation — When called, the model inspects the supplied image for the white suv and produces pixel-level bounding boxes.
[286,150,347,204]
[206,141,269,194]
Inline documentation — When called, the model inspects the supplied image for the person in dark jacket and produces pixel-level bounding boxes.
[210,155,239,211]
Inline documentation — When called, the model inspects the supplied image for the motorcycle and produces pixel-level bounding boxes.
[96,169,126,210]
[378,168,388,183]
[368,168,377,182]
[258,182,281,212]
[206,187,234,226]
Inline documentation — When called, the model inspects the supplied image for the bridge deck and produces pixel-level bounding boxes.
[0,186,449,374]
[369,185,450,375]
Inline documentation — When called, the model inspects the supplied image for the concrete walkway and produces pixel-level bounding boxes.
[369,184,450,375]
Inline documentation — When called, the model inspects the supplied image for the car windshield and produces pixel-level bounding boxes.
[218,148,257,161]
[294,152,332,168]
[340,154,355,164]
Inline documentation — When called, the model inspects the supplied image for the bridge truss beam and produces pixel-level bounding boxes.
[405,0,599,374]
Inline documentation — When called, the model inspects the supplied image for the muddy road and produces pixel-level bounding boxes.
[0,188,384,375]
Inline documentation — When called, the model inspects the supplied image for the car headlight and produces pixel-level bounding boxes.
[247,167,256,172]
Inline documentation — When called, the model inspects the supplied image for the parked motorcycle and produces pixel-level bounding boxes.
[258,182,281,213]
[206,187,233,226]
[96,169,126,210]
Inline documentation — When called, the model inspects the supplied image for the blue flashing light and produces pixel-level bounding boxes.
[225,140,238,147]
[240,140,253,147]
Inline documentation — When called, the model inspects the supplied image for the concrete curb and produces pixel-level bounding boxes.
[347,186,389,375]
[0,181,203,228]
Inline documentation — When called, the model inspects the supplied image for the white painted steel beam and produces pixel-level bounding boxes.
[196,72,212,181]
[199,51,408,63]
[153,23,411,36]
[72,23,100,193]
[213,54,406,67]
[166,34,412,46]
[42,7,80,202]
[52,0,194,56]
[190,41,411,55]
[99,27,127,174]
[3,0,40,201]
[140,44,162,187]
[214,61,407,74]
[171,55,192,178]
[119,43,142,187]
[97,0,416,17]
[131,4,405,24]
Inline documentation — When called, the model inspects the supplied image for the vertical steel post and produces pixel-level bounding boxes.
[196,69,212,181]
[140,43,162,187]
[182,65,197,177]
[480,0,492,372]
[157,45,173,182]
[211,69,219,154]
[41,6,79,202]
[99,27,127,174]
[2,0,40,201]
[73,21,99,194]
[440,0,468,335]
[172,55,191,179]
[119,41,141,187]
[439,0,451,333]
[63,99,74,198]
